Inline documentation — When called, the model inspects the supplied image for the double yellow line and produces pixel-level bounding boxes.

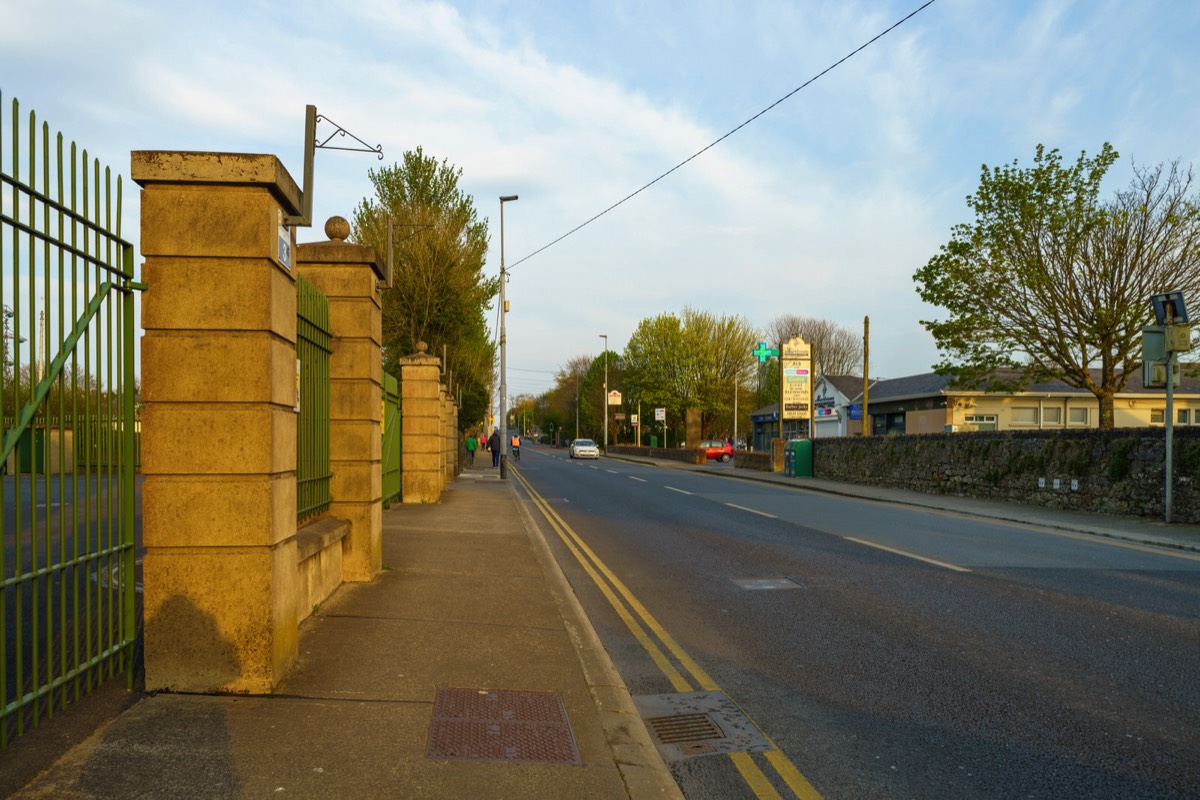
[512,467,822,800]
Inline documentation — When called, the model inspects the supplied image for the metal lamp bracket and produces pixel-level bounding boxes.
[285,104,384,227]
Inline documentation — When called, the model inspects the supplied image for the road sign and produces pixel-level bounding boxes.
[631,414,639,426]
[655,407,666,422]
[608,390,622,405]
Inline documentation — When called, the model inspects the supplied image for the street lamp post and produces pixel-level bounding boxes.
[600,334,608,451]
[498,194,517,478]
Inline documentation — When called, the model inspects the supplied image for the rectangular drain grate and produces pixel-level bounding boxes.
[646,712,725,744]
[426,687,581,765]
[634,691,771,762]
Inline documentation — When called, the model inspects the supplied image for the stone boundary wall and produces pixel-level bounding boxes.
[608,445,704,464]
[734,451,773,471]
[812,428,1200,523]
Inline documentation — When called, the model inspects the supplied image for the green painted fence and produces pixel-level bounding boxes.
[382,372,401,506]
[296,275,331,522]
[1,94,139,747]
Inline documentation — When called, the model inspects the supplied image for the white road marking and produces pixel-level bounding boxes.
[630,476,647,483]
[843,536,972,572]
[606,469,619,474]
[665,486,692,495]
[724,502,776,518]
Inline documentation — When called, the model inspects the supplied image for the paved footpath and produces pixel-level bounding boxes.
[5,467,681,800]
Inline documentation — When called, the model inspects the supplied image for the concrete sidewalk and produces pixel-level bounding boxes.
[604,450,1200,553]
[6,468,681,800]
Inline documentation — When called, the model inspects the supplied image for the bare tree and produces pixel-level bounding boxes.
[763,314,864,376]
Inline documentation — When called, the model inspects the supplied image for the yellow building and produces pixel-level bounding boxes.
[826,369,1200,435]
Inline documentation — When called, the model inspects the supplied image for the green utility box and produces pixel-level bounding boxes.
[787,439,812,478]
[650,435,658,448]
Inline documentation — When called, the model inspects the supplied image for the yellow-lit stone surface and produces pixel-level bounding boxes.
[142,258,296,338]
[331,420,382,462]
[142,332,296,405]
[142,405,296,475]
[136,152,303,693]
[333,502,382,581]
[330,380,381,421]
[142,474,295,549]
[329,338,382,382]
[330,460,382,501]
[138,186,289,261]
[131,151,302,212]
[326,297,382,340]
[400,351,444,504]
[143,543,297,693]
[297,236,384,583]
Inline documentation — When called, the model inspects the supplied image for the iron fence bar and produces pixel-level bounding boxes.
[1,94,136,746]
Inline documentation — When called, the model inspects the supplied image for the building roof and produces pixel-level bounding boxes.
[822,374,867,401]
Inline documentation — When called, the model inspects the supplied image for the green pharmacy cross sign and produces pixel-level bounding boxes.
[753,341,779,363]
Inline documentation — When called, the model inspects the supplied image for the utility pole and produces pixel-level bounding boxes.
[498,194,517,478]
[600,334,608,450]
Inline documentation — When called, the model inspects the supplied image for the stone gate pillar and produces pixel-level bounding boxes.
[400,344,443,502]
[134,152,301,693]
[296,217,385,581]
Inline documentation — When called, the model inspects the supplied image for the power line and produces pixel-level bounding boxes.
[507,0,938,272]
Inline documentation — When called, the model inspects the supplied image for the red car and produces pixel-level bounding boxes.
[700,439,733,462]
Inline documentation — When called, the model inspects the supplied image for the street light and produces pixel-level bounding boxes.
[498,194,518,479]
[600,334,608,451]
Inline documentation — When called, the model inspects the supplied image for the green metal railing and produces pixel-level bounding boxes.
[296,275,331,521]
[1,94,139,747]
[382,372,401,506]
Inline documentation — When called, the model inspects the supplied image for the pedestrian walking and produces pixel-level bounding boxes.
[465,432,478,466]
[488,427,502,468]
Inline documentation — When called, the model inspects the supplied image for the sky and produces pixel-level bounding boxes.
[3,0,1200,404]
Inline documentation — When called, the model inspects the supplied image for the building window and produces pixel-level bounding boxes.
[1067,407,1089,425]
[1011,407,1038,425]
[1151,408,1165,425]
[1042,407,1062,425]
[1179,409,1190,425]
[965,414,997,432]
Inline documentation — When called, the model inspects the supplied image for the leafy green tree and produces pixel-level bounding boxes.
[623,308,757,438]
[915,144,1200,428]
[351,147,498,430]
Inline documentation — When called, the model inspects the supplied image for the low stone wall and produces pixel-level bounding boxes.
[812,428,1200,523]
[608,445,704,464]
[734,451,773,471]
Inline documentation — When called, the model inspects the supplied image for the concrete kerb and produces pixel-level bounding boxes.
[507,477,685,800]
[602,452,1200,554]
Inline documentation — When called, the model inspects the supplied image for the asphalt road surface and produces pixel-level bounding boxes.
[514,444,1200,800]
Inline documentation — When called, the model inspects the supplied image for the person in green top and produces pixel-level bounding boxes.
[464,431,478,466]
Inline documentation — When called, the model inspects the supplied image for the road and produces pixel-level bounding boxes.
[513,444,1200,800]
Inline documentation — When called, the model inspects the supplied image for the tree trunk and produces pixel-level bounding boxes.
[1097,390,1115,430]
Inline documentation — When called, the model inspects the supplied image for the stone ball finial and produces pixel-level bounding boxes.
[325,216,351,241]
[416,341,428,354]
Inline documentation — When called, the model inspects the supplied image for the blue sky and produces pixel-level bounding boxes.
[4,0,1200,402]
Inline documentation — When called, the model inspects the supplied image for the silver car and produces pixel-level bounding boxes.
[569,438,600,459]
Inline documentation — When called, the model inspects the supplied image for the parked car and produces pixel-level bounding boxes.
[700,439,733,462]
[569,438,600,459]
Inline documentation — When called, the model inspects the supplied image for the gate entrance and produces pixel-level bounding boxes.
[1,95,139,746]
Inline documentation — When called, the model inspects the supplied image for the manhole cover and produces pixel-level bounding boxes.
[732,576,805,590]
[426,688,581,765]
[633,691,770,762]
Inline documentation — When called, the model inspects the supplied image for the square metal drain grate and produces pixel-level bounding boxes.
[633,690,771,762]
[426,687,581,765]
